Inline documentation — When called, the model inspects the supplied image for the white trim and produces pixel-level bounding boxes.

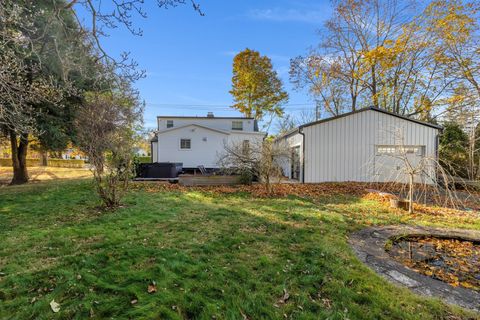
[158,124,230,135]
[179,138,192,151]
[229,131,266,136]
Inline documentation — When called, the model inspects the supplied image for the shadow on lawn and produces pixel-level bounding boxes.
[0,182,471,320]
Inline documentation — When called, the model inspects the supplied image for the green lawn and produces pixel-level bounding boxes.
[0,180,478,319]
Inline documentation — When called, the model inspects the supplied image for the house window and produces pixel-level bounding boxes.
[376,145,425,156]
[167,120,174,128]
[180,139,191,150]
[232,121,243,131]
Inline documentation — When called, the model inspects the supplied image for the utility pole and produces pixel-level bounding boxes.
[315,101,321,121]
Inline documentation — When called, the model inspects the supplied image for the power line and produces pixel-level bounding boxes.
[145,103,316,107]
[144,103,318,113]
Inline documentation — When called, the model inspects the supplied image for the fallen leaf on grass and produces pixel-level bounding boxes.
[322,298,332,309]
[147,281,157,294]
[50,299,60,313]
[240,309,250,320]
[276,289,290,305]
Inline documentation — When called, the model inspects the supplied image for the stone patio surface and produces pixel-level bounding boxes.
[349,225,480,311]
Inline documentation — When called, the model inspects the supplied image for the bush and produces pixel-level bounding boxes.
[238,169,254,185]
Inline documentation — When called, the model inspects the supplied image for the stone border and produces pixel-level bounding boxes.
[349,225,480,311]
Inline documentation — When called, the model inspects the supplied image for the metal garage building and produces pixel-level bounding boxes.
[277,107,442,183]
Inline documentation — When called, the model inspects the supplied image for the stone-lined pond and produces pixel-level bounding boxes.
[387,236,480,291]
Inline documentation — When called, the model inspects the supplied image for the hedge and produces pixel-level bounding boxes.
[0,158,85,168]
[0,159,41,167]
[47,159,85,168]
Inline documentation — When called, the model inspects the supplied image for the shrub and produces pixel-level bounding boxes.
[238,169,254,185]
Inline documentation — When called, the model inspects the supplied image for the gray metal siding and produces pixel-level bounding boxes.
[303,109,439,183]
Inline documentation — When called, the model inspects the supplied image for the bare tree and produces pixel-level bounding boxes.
[290,56,350,117]
[373,127,474,213]
[218,138,290,194]
[75,88,143,209]
[63,0,203,81]
[275,109,317,135]
[291,0,452,117]
[275,114,297,135]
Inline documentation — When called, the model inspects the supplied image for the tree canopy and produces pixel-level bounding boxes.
[230,49,289,121]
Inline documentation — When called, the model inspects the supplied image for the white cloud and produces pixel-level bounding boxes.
[247,8,327,24]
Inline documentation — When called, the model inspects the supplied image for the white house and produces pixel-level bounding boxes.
[151,113,265,170]
[277,107,442,184]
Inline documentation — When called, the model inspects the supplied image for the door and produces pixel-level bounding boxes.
[291,146,301,180]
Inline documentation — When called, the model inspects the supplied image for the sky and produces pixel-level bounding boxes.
[78,1,334,130]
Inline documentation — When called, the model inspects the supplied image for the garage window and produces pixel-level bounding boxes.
[376,146,396,155]
[180,139,191,149]
[376,145,425,156]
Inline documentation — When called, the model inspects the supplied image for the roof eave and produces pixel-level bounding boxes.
[299,107,443,130]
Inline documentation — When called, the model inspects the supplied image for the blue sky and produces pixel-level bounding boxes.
[80,1,333,130]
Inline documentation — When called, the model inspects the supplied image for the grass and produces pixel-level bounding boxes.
[0,180,479,319]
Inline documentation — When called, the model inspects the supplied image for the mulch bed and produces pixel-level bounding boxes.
[131,181,480,216]
[130,182,369,198]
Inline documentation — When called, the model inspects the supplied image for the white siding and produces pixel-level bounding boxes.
[302,109,439,183]
[158,118,255,132]
[155,125,264,168]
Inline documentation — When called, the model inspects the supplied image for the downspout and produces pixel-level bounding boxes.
[299,127,305,184]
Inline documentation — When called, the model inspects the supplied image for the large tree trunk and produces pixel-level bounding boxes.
[10,131,29,185]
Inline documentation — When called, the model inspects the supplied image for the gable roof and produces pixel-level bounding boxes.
[157,116,254,120]
[302,107,443,130]
[157,124,230,135]
[276,107,442,141]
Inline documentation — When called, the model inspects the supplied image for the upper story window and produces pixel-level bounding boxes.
[166,120,174,128]
[180,139,191,150]
[232,121,243,131]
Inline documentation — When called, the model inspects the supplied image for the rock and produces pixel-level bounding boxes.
[386,270,420,288]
